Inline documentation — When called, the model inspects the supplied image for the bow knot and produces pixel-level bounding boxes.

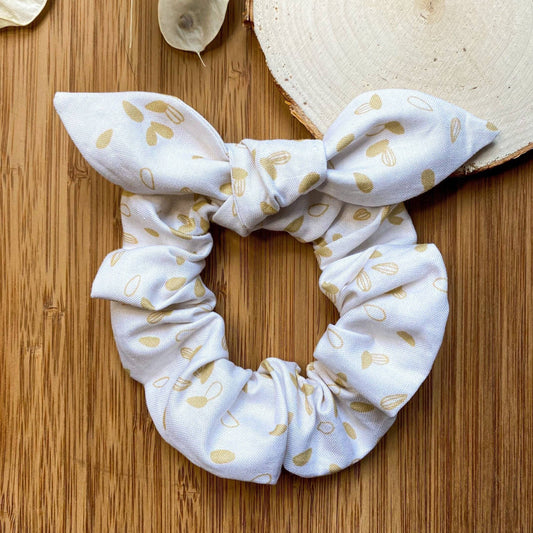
[224,139,327,232]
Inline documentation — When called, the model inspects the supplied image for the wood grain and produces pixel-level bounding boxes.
[0,0,532,531]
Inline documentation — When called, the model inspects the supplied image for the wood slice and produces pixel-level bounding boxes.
[248,0,533,173]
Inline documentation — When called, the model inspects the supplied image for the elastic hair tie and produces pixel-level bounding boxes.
[55,89,497,483]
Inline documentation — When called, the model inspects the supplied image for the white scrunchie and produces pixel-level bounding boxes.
[55,89,497,483]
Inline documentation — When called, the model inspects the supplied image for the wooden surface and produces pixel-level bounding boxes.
[1,0,532,531]
[250,0,533,173]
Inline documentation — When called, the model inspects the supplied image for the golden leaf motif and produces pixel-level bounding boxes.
[220,411,239,428]
[269,424,288,436]
[350,401,374,412]
[307,203,329,217]
[450,117,461,143]
[292,448,312,467]
[315,246,332,257]
[372,262,399,275]
[343,422,357,440]
[146,121,173,146]
[421,169,435,191]
[486,122,498,131]
[165,277,186,291]
[144,228,159,237]
[173,377,191,391]
[110,251,124,266]
[260,151,291,180]
[354,94,382,114]
[139,336,160,347]
[145,100,184,124]
[120,203,131,217]
[122,100,144,122]
[180,345,202,359]
[194,278,206,297]
[210,450,235,464]
[354,172,374,193]
[176,256,185,265]
[124,274,141,297]
[387,286,407,299]
[353,208,371,221]
[298,172,321,193]
[387,204,404,225]
[415,243,428,252]
[284,216,304,233]
[370,250,382,259]
[361,351,390,369]
[219,182,232,195]
[147,310,172,324]
[193,197,209,211]
[317,421,335,434]
[397,331,415,346]
[260,202,278,215]
[96,129,113,149]
[327,327,344,348]
[366,139,396,166]
[329,464,341,474]
[193,361,215,384]
[141,296,155,311]
[139,167,155,190]
[336,133,355,152]
[355,270,372,292]
[152,376,169,388]
[433,277,448,293]
[364,304,387,321]
[122,232,138,244]
[231,167,248,196]
[407,95,433,111]
[380,394,408,410]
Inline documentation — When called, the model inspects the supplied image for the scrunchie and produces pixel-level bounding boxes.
[55,89,497,484]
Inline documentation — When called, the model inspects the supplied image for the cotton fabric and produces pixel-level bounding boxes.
[55,89,497,483]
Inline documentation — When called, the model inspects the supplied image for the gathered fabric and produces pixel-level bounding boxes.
[55,89,497,483]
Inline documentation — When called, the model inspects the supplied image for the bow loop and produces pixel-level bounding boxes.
[225,139,327,232]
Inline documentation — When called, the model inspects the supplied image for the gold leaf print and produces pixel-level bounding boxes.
[387,286,407,299]
[336,133,355,152]
[433,277,448,292]
[165,277,186,291]
[269,424,288,436]
[123,232,138,244]
[194,278,206,297]
[353,208,371,221]
[199,217,209,233]
[321,282,339,302]
[355,270,372,292]
[120,203,131,217]
[180,345,202,359]
[327,326,344,349]
[220,411,239,428]
[372,262,399,275]
[176,256,186,266]
[175,328,196,342]
[260,202,278,215]
[293,448,312,467]
[387,204,404,225]
[317,421,335,434]
[332,233,342,241]
[450,117,461,143]
[298,172,321,194]
[366,121,405,136]
[290,372,299,389]
[301,383,314,396]
[141,297,154,310]
[146,122,173,145]
[124,274,141,297]
[251,473,272,484]
[180,187,193,193]
[110,251,124,266]
[96,129,113,149]
[354,172,374,193]
[162,407,167,430]
[173,377,191,391]
[415,243,428,252]
[145,100,184,124]
[261,360,274,373]
[139,336,160,347]
[329,464,341,474]
[350,401,374,412]
[122,100,144,122]
[219,182,232,195]
[397,331,415,346]
[307,203,329,217]
[177,214,196,233]
[285,216,304,233]
[288,412,294,424]
[152,376,169,388]
[380,394,408,410]
[231,167,247,197]
[315,246,332,258]
[193,197,209,211]
[139,167,155,190]
[421,169,435,191]
[354,94,382,114]
[210,450,235,464]
[187,381,222,408]
[221,336,228,351]
[122,190,135,197]
[407,95,433,111]
[147,310,172,324]
[335,373,348,387]
[366,139,396,166]
[364,304,387,321]
[343,422,357,440]
[194,361,215,384]
[144,228,159,237]
[486,122,498,131]
[361,351,390,369]
[370,250,382,259]
[260,151,291,180]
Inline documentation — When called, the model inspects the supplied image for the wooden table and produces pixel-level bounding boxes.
[1,1,531,531]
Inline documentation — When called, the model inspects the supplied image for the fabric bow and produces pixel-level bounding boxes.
[55,89,497,483]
